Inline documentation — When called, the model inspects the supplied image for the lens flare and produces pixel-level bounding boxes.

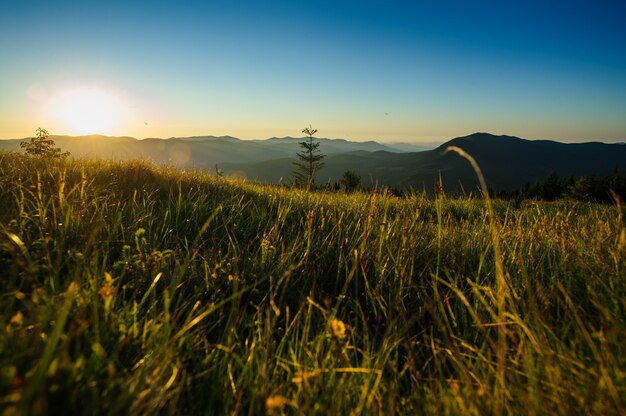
[48,88,122,135]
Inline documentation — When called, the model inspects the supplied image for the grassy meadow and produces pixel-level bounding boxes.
[0,151,625,415]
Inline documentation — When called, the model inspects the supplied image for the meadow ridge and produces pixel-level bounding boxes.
[0,152,625,414]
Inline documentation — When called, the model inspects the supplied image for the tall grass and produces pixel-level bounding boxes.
[0,151,624,414]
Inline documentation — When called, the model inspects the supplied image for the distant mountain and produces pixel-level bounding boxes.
[2,132,625,192]
[223,133,626,192]
[254,136,399,154]
[428,133,626,191]
[384,141,441,152]
[176,135,241,143]
[0,134,404,166]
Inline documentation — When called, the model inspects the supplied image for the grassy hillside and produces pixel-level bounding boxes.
[0,152,624,414]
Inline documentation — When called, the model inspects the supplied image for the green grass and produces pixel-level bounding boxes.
[0,151,624,415]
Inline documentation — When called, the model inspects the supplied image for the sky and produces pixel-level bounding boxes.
[1,0,626,143]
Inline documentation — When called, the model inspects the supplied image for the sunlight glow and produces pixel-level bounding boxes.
[48,88,123,135]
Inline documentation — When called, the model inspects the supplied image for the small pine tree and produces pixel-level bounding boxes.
[20,128,70,158]
[292,125,324,189]
[340,170,361,192]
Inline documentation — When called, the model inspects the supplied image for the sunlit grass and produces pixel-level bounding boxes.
[0,151,624,414]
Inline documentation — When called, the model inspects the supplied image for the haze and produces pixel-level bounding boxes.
[1,0,625,143]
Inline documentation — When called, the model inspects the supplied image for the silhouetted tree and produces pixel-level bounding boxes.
[493,169,626,203]
[340,170,361,192]
[20,128,70,158]
[569,176,593,201]
[597,169,626,202]
[540,172,562,200]
[292,125,324,189]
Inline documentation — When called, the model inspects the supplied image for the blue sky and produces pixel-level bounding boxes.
[1,0,625,142]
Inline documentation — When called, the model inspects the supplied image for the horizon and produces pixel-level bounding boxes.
[2,130,624,147]
[2,1,626,143]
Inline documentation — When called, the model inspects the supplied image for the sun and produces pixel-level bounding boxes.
[49,88,122,135]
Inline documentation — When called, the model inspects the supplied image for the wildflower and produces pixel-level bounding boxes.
[9,311,23,326]
[99,284,116,300]
[100,272,115,314]
[6,311,23,333]
[99,272,116,300]
[330,318,347,340]
[265,395,288,411]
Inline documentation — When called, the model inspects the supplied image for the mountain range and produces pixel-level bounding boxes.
[2,133,625,192]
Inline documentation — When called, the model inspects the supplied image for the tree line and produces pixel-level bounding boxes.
[493,171,626,203]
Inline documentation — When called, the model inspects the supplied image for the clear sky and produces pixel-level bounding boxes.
[1,0,625,142]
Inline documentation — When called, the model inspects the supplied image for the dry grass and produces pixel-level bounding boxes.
[0,151,624,414]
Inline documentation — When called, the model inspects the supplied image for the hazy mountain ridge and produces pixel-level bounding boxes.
[0,134,420,164]
[2,132,625,192]
[222,133,626,191]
